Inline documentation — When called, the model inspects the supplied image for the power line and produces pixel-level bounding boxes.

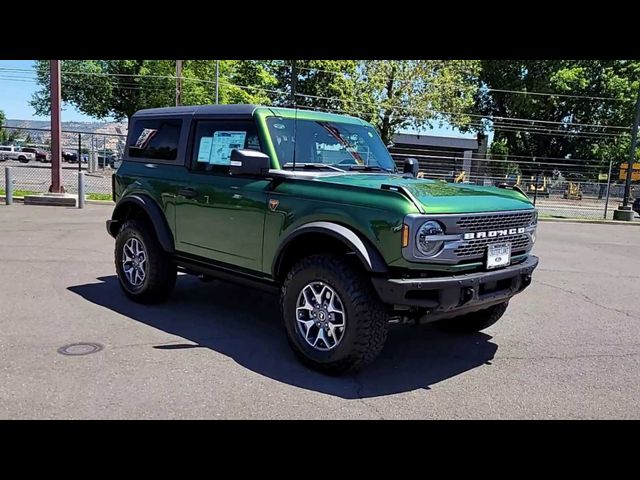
[2,66,631,130]
[386,145,616,164]
[4,64,635,103]
[487,88,631,102]
[285,63,633,103]
[1,67,633,138]
[309,104,630,140]
[295,92,631,130]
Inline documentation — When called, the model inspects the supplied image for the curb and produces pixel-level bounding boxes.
[1,195,114,205]
[539,217,640,226]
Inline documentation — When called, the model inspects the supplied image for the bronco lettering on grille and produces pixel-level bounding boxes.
[463,227,525,240]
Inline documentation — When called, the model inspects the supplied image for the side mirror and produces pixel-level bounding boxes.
[403,157,420,177]
[229,149,271,177]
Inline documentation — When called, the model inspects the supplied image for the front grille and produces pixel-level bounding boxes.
[454,234,530,258]
[456,211,535,232]
[452,211,534,259]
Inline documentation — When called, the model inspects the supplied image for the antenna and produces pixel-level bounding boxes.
[291,60,298,172]
[292,101,298,171]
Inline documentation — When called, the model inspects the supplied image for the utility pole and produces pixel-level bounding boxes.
[623,87,640,207]
[49,60,63,193]
[175,60,183,106]
[215,60,219,104]
[615,86,640,221]
[290,60,297,107]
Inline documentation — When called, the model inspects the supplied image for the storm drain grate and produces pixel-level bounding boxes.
[57,342,104,356]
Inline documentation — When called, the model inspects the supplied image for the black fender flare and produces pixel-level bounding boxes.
[108,194,175,253]
[272,221,388,278]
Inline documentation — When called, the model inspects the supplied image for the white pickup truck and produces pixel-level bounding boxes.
[0,145,36,163]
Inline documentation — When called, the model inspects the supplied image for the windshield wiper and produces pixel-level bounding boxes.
[317,121,365,165]
[344,164,394,173]
[282,162,346,172]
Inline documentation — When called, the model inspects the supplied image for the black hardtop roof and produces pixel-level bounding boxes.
[133,104,259,117]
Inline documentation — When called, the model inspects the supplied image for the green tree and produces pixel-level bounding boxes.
[273,60,362,111]
[357,60,481,144]
[184,60,277,106]
[32,60,173,121]
[0,109,6,143]
[31,60,279,122]
[473,60,640,177]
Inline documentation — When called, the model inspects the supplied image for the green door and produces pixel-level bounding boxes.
[175,119,269,273]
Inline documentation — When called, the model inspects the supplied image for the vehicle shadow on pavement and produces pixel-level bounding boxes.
[68,275,498,400]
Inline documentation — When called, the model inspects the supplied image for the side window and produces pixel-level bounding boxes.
[190,120,261,172]
[128,118,182,161]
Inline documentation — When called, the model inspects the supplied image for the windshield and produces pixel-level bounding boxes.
[266,117,395,172]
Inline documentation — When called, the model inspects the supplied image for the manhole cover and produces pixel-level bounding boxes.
[57,342,103,356]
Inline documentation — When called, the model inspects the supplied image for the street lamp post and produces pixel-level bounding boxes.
[614,86,640,221]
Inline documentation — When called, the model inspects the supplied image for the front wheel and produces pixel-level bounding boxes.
[115,219,177,304]
[436,301,509,333]
[281,254,389,375]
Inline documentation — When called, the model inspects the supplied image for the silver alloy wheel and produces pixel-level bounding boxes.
[122,237,147,288]
[296,281,346,351]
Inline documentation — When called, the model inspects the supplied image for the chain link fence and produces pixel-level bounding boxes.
[1,125,125,199]
[2,125,639,218]
[391,149,639,220]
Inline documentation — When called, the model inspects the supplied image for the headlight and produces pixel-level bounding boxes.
[416,221,445,257]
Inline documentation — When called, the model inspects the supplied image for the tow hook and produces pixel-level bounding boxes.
[461,287,475,305]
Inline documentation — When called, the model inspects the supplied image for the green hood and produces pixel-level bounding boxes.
[313,173,533,214]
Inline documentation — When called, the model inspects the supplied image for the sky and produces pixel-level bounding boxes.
[0,60,98,122]
[0,59,476,139]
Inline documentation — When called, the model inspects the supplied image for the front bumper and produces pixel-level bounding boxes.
[372,255,538,319]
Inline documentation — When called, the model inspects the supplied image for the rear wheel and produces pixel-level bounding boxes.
[281,254,389,374]
[437,301,509,333]
[115,219,176,304]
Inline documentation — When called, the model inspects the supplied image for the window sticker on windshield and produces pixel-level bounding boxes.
[273,123,286,130]
[135,128,157,149]
[209,131,247,165]
[197,136,213,163]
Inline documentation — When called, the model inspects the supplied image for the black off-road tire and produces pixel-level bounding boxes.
[437,301,509,333]
[281,254,389,375]
[115,219,177,304]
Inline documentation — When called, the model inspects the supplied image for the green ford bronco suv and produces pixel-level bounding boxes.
[107,104,539,374]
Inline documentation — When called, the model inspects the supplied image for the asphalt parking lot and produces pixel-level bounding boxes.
[1,204,639,419]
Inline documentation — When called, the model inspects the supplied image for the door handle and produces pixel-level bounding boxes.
[177,187,198,199]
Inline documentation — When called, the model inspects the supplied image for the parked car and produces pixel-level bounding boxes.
[98,154,117,168]
[107,104,539,374]
[21,147,50,162]
[0,145,36,162]
[62,150,78,162]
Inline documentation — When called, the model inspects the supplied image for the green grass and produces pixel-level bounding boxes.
[86,193,113,201]
[0,189,39,197]
[0,189,113,201]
